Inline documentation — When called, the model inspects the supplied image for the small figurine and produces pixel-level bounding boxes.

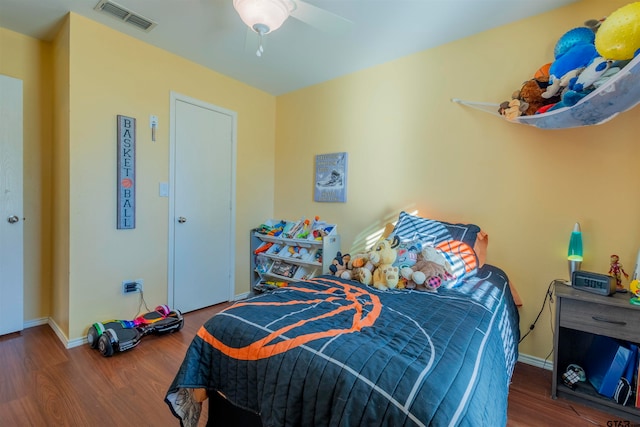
[609,254,629,293]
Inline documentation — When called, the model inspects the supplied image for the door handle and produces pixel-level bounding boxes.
[178,217,187,224]
[7,215,19,224]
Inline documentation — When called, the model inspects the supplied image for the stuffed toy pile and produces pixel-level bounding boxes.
[330,236,455,292]
[329,236,402,291]
[500,2,640,118]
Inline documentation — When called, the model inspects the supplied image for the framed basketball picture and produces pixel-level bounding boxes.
[314,152,347,203]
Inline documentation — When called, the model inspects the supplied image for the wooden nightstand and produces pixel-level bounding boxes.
[552,280,640,422]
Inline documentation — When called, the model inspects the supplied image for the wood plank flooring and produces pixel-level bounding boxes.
[0,303,629,426]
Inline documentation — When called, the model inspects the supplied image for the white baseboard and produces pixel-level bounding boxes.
[234,292,249,301]
[35,317,86,349]
[23,317,48,329]
[518,353,553,371]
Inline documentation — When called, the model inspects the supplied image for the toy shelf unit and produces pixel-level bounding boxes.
[250,218,340,292]
[452,51,640,130]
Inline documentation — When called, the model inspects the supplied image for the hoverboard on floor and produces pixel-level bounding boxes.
[87,305,184,357]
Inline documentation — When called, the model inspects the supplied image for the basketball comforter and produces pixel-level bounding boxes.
[166,264,519,427]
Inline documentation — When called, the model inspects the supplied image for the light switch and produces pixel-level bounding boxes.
[159,182,169,197]
[150,115,158,142]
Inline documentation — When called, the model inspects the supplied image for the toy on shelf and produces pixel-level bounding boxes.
[284,217,306,239]
[254,242,273,254]
[311,216,335,241]
[630,279,640,305]
[253,280,287,293]
[255,220,288,237]
[295,219,312,239]
[87,305,184,357]
[288,246,309,259]
[609,254,629,293]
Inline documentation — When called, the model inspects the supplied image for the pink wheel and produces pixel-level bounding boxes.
[155,304,170,316]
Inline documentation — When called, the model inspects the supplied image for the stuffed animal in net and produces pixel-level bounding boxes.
[400,246,455,292]
[518,77,559,115]
[498,98,528,120]
[499,69,559,118]
[542,26,600,100]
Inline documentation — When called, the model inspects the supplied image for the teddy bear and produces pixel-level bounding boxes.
[329,252,352,280]
[498,98,528,120]
[367,236,400,290]
[518,77,559,115]
[500,76,560,118]
[400,246,454,292]
[348,252,374,285]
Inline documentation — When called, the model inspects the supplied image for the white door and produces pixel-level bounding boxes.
[0,75,24,335]
[169,93,236,313]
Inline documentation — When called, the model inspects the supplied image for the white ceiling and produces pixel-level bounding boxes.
[0,0,578,95]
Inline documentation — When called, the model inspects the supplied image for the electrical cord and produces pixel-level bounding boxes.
[519,280,555,343]
[135,288,151,318]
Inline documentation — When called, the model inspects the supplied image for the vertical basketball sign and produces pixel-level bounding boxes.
[117,115,135,229]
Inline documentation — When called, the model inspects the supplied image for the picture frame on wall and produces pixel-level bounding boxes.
[314,152,347,203]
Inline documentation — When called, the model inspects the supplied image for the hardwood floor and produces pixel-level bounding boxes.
[0,303,628,426]
[507,363,625,426]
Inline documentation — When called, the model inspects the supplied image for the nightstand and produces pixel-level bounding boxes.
[552,280,640,422]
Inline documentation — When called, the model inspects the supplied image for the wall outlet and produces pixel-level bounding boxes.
[122,279,143,294]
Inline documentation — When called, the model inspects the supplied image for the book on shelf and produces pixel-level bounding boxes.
[270,260,299,278]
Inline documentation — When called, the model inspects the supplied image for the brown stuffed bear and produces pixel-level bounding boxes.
[500,77,560,118]
[400,246,454,292]
[519,77,561,115]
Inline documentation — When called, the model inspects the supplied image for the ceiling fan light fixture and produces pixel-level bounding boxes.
[233,0,295,34]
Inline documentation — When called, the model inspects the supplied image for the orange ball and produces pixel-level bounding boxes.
[534,63,551,79]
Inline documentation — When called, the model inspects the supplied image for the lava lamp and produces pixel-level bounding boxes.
[567,222,583,282]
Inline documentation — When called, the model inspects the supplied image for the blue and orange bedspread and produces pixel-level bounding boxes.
[166,264,519,427]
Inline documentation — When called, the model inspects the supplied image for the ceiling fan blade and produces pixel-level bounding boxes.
[291,1,352,35]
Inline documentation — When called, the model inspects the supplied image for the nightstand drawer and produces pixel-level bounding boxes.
[560,298,640,342]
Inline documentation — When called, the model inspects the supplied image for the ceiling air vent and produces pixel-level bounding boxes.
[94,0,157,32]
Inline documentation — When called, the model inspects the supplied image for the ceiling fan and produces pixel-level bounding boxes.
[232,0,352,56]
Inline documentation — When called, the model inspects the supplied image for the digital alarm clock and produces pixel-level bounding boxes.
[571,270,616,296]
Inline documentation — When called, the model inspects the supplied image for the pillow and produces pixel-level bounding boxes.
[392,238,423,269]
[391,211,487,282]
[436,240,479,282]
[391,211,481,249]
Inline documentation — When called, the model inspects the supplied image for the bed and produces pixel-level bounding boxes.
[166,212,520,427]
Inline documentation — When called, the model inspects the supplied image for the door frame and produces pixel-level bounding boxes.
[167,91,237,308]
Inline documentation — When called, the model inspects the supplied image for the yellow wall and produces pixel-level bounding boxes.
[0,28,53,323]
[61,13,275,340]
[275,0,640,360]
[51,15,71,336]
[3,13,275,341]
